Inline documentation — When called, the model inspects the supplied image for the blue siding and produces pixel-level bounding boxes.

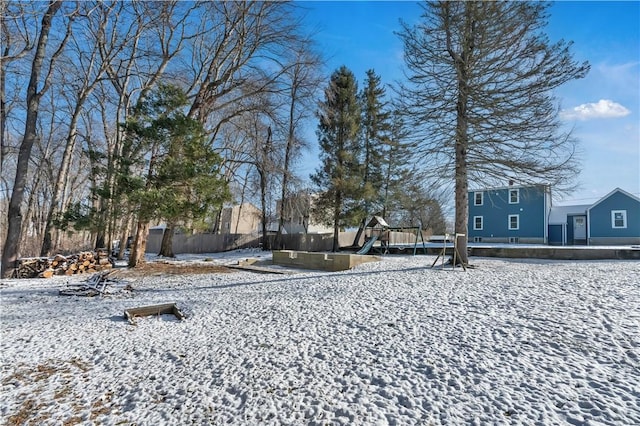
[589,191,640,238]
[549,224,563,245]
[468,186,547,240]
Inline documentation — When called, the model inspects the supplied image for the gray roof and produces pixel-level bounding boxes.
[548,205,590,225]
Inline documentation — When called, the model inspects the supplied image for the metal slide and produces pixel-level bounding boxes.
[356,234,379,255]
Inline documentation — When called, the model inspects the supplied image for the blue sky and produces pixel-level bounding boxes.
[295,1,640,206]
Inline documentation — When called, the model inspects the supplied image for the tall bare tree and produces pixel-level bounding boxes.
[2,1,68,278]
[273,44,323,249]
[396,1,589,265]
[40,2,105,256]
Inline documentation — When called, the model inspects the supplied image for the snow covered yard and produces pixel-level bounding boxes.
[1,252,639,425]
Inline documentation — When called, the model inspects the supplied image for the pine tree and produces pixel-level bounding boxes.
[122,84,230,265]
[397,1,589,265]
[311,66,362,252]
[359,69,391,215]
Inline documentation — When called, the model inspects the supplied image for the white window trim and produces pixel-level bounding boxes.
[611,210,627,229]
[509,188,520,204]
[474,191,484,206]
[508,214,519,230]
[473,216,483,230]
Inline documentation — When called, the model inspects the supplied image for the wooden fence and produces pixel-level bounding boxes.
[145,229,429,255]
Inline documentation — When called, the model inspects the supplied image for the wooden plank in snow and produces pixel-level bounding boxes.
[227,264,293,274]
[124,303,184,325]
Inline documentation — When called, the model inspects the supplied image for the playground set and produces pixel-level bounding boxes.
[355,216,428,256]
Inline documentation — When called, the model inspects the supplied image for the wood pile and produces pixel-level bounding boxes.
[14,249,114,279]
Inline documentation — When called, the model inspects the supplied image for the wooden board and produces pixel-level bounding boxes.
[124,303,184,325]
[227,264,293,274]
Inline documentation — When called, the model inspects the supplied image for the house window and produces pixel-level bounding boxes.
[509,237,519,244]
[474,237,483,243]
[611,210,627,229]
[509,189,519,204]
[474,192,484,206]
[473,216,483,230]
[508,214,519,230]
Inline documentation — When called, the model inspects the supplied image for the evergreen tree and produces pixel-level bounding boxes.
[122,84,230,265]
[359,69,391,215]
[397,1,589,265]
[380,110,412,220]
[311,66,362,252]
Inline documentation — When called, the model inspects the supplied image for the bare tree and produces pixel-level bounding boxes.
[2,1,68,278]
[1,2,35,187]
[91,0,195,256]
[396,1,589,265]
[273,43,323,249]
[0,1,320,267]
[40,1,105,256]
[186,1,303,124]
[153,1,308,255]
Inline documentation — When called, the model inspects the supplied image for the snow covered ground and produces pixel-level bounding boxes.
[1,250,639,425]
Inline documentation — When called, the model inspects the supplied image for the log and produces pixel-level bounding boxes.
[39,269,55,279]
[14,250,115,279]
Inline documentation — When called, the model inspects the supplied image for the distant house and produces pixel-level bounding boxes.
[468,183,551,244]
[469,184,640,246]
[276,192,332,234]
[220,203,261,234]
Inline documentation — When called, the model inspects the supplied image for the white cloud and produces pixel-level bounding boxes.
[561,99,631,121]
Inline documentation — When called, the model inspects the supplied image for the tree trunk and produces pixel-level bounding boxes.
[454,150,469,265]
[259,127,271,251]
[332,192,342,252]
[128,221,150,267]
[116,220,131,260]
[41,107,83,256]
[158,223,175,257]
[449,2,473,267]
[275,82,298,250]
[1,1,61,278]
[454,77,469,265]
[0,6,8,181]
[260,169,268,250]
[211,207,222,234]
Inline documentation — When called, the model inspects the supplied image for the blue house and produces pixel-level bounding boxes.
[467,184,551,244]
[471,184,640,246]
[587,188,640,245]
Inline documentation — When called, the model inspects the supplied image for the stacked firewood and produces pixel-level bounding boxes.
[14,249,114,279]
